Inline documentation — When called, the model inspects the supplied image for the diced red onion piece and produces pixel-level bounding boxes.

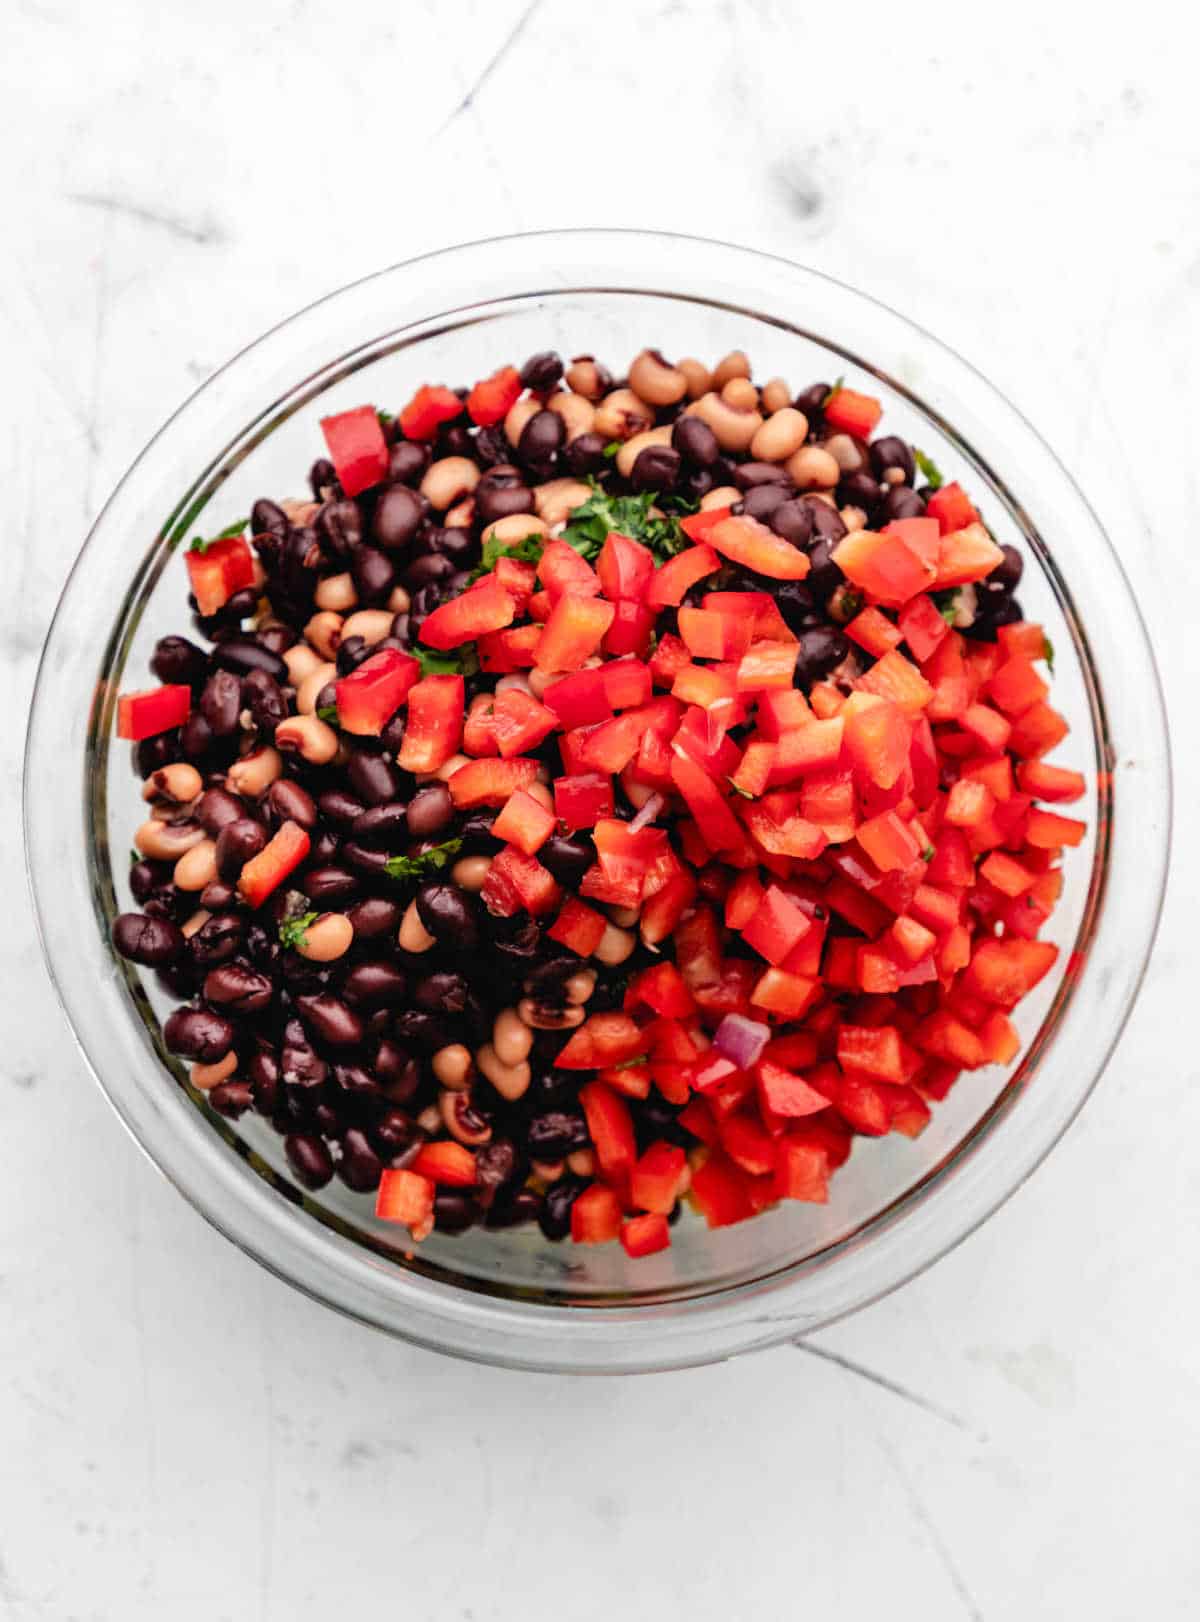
[629,792,664,834]
[713,1013,770,1070]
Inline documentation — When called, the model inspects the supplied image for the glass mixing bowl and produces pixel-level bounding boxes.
[25,230,1170,1372]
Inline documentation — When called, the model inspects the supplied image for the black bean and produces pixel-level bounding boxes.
[803,496,848,542]
[803,537,840,602]
[143,880,189,923]
[250,1049,282,1115]
[433,1192,480,1234]
[520,350,564,391]
[337,1127,384,1192]
[741,483,789,522]
[285,1133,334,1190]
[238,670,285,737]
[794,625,850,688]
[349,802,409,847]
[309,458,338,500]
[370,1107,425,1166]
[252,498,290,539]
[415,883,478,948]
[345,896,402,938]
[839,470,882,512]
[151,634,208,687]
[133,732,179,778]
[516,410,565,478]
[412,971,469,1016]
[672,414,720,469]
[340,840,394,878]
[630,445,681,493]
[129,859,169,904]
[209,1080,254,1119]
[302,865,361,906]
[316,498,363,562]
[794,382,830,421]
[386,442,430,487]
[267,779,318,832]
[215,818,267,880]
[281,1034,328,1093]
[438,424,474,460]
[538,834,594,890]
[308,829,341,865]
[316,789,367,830]
[733,461,789,491]
[199,671,242,737]
[681,467,716,503]
[211,639,288,683]
[112,912,185,967]
[402,785,451,841]
[244,922,282,971]
[341,961,409,1009]
[402,553,456,593]
[882,485,926,522]
[333,636,369,677]
[869,436,916,484]
[538,1177,585,1241]
[193,790,242,841]
[392,1009,450,1052]
[350,545,395,604]
[475,476,534,526]
[257,624,297,657]
[164,1006,236,1063]
[763,498,811,547]
[990,544,1023,592]
[474,1138,521,1208]
[768,581,814,635]
[485,1188,541,1229]
[190,912,245,966]
[424,527,477,569]
[296,993,364,1049]
[563,432,608,477]
[203,962,274,1013]
[177,713,214,764]
[345,750,400,807]
[474,424,511,467]
[527,1111,589,1159]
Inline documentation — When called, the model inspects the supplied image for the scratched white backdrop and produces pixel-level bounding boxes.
[2,2,1197,1618]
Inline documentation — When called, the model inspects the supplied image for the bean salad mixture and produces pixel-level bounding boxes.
[112,345,1086,1258]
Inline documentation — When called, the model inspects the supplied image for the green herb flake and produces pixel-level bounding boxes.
[561,481,688,564]
[602,441,622,459]
[188,517,249,554]
[612,1055,649,1070]
[922,844,935,862]
[822,375,845,408]
[933,589,961,625]
[415,645,480,679]
[467,532,546,585]
[913,449,944,491]
[383,837,464,882]
[377,408,395,426]
[727,777,754,799]
[316,703,339,725]
[1043,635,1056,674]
[278,911,318,951]
[129,849,140,867]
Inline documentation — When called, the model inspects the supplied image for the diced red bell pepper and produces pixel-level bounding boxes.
[843,696,911,790]
[837,1024,904,1082]
[597,530,655,602]
[749,968,819,1019]
[420,573,516,651]
[466,365,521,426]
[543,669,613,730]
[979,850,1037,897]
[773,1140,830,1202]
[578,1080,639,1176]
[846,605,905,657]
[320,405,390,496]
[730,739,776,798]
[925,482,979,535]
[742,802,827,862]
[988,655,1050,716]
[374,1168,435,1231]
[639,868,698,947]
[448,755,539,808]
[678,607,753,662]
[626,962,696,1021]
[706,515,812,581]
[559,1014,648,1073]
[630,1142,688,1214]
[620,1212,671,1257]
[396,674,464,772]
[646,543,721,607]
[766,718,846,784]
[912,1010,987,1069]
[547,896,609,957]
[117,685,190,741]
[185,535,257,616]
[482,846,561,917]
[736,644,798,692]
[720,1112,778,1177]
[823,386,882,437]
[237,821,311,909]
[548,775,610,836]
[579,712,645,774]
[756,1061,830,1119]
[334,647,420,736]
[649,633,692,688]
[491,788,556,856]
[601,658,653,712]
[740,884,812,966]
[1025,808,1086,849]
[836,1075,893,1135]
[833,527,936,607]
[490,688,558,757]
[570,1183,623,1245]
[593,819,669,900]
[962,937,1059,1008]
[856,649,934,714]
[857,810,924,873]
[536,538,602,600]
[888,913,938,963]
[680,505,735,542]
[397,384,462,442]
[598,1060,652,1099]
[1016,759,1086,803]
[492,555,538,603]
[945,778,995,828]
[934,522,1005,587]
[463,696,500,757]
[1008,702,1070,759]
[477,624,542,672]
[412,1141,477,1187]
[691,1152,756,1228]
[670,753,744,853]
[755,689,811,739]
[535,595,615,673]
[898,593,950,663]
[603,599,657,658]
[704,592,797,645]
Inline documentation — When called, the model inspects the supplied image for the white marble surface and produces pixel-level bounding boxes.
[2,3,1196,1616]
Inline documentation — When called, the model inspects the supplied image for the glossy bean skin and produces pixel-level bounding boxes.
[112,912,185,967]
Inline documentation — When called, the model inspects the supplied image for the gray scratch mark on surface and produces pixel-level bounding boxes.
[794,1339,982,1437]
[83,242,110,522]
[67,192,226,246]
[435,0,544,134]
[877,1431,984,1621]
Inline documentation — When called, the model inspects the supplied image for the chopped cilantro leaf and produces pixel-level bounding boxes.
[383,837,463,882]
[602,441,621,459]
[189,517,249,553]
[467,532,546,585]
[560,481,688,564]
[913,449,944,490]
[933,589,960,625]
[129,849,140,866]
[415,646,480,679]
[316,703,339,725]
[612,1055,649,1070]
[727,777,754,799]
[922,844,935,862]
[278,911,318,951]
[822,375,845,407]
[1043,635,1055,674]
[377,408,394,426]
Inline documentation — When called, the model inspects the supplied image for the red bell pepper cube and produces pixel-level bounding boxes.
[720,1112,777,1177]
[888,915,939,967]
[630,726,674,790]
[672,662,740,712]
[845,605,904,657]
[185,535,257,616]
[736,644,798,693]
[395,674,464,772]
[620,1212,671,1258]
[855,649,934,714]
[766,718,846,784]
[933,522,1005,588]
[463,696,500,757]
[925,481,979,535]
[997,620,1049,660]
[882,1084,932,1138]
[837,1024,904,1082]
[842,696,910,789]
[1016,759,1086,803]
[630,1142,688,1214]
[961,753,1013,800]
[570,1183,623,1245]
[466,365,521,426]
[334,647,420,736]
[491,788,556,856]
[419,573,516,651]
[988,654,1051,716]
[237,820,310,909]
[536,538,602,599]
[898,593,950,663]
[603,599,657,658]
[704,591,797,645]
[979,1010,1022,1067]
[908,715,940,808]
[1008,702,1070,759]
[669,752,743,854]
[491,555,538,604]
[799,768,856,840]
[578,1081,639,1176]
[116,685,191,741]
[706,514,812,581]
[740,884,812,966]
[773,1140,830,1202]
[482,846,561,918]
[730,739,776,798]
[912,1010,987,1068]
[477,624,542,672]
[678,606,754,662]
[490,688,558,757]
[945,778,995,828]
[979,850,1037,897]
[742,802,827,862]
[543,669,613,729]
[597,530,655,602]
[579,712,645,774]
[908,883,961,936]
[447,755,539,808]
[374,1168,435,1231]
[593,819,669,898]
[648,632,691,688]
[680,505,735,542]
[639,868,697,947]
[547,896,609,957]
[602,658,653,710]
[535,595,615,673]
[397,384,462,442]
[755,1061,830,1119]
[833,528,936,607]
[626,962,696,1020]
[749,968,819,1019]
[553,772,614,831]
[411,1141,478,1187]
[1025,808,1086,849]
[691,1152,756,1228]
[319,405,390,496]
[559,1014,647,1073]
[646,543,720,607]
[823,385,882,437]
[857,809,924,872]
[755,688,812,739]
[836,1076,892,1135]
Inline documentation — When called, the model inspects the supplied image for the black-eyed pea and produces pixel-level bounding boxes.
[566,1148,596,1178]
[593,388,655,442]
[678,357,712,398]
[445,497,474,529]
[547,391,596,442]
[174,838,218,892]
[564,356,608,400]
[420,456,480,512]
[433,752,470,783]
[840,505,869,533]
[341,609,394,647]
[275,714,339,765]
[700,484,742,510]
[786,444,842,490]
[387,585,411,614]
[481,512,549,547]
[527,667,554,699]
[495,673,533,696]
[711,350,751,389]
[721,375,759,411]
[284,642,326,686]
[476,1043,531,1102]
[432,1043,474,1090]
[751,407,809,463]
[532,478,591,527]
[594,921,636,966]
[134,818,206,861]
[493,1006,534,1066]
[190,1051,238,1092]
[607,905,640,929]
[450,854,492,892]
[315,572,357,612]
[440,1089,492,1147]
[531,1158,564,1183]
[304,610,343,660]
[295,912,354,962]
[690,392,763,453]
[628,349,688,407]
[398,901,437,953]
[761,377,792,413]
[504,396,541,446]
[144,762,203,804]
[226,746,283,796]
[564,970,596,1005]
[823,432,868,473]
[615,425,672,480]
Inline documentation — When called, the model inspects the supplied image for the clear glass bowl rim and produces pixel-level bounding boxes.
[24,229,1171,1373]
